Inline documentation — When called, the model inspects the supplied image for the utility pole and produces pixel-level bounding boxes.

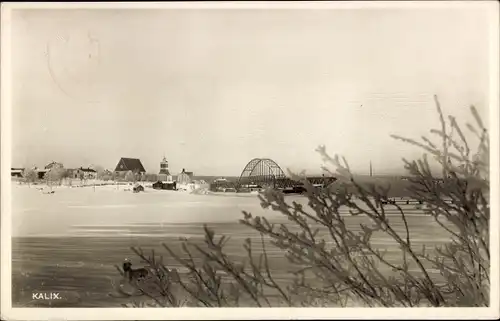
[370,161,373,177]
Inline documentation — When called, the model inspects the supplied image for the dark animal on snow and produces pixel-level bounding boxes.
[123,261,149,282]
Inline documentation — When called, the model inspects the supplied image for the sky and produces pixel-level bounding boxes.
[10,6,492,176]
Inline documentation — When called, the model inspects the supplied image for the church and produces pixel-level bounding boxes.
[114,157,146,174]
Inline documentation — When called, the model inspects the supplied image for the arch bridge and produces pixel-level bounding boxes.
[236,158,336,190]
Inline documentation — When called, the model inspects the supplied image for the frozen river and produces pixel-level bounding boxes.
[10,184,452,307]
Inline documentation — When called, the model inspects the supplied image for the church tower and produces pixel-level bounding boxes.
[159,155,170,175]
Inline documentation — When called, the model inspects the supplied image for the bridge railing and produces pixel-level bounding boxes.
[234,176,337,191]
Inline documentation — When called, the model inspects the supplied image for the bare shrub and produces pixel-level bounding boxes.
[22,168,37,187]
[45,167,66,188]
[114,96,489,307]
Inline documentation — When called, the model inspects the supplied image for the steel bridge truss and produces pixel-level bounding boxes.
[237,158,293,189]
[237,158,338,191]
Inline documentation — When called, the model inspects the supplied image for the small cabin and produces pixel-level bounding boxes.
[133,184,145,193]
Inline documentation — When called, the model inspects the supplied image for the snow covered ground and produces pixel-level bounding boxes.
[10,183,287,237]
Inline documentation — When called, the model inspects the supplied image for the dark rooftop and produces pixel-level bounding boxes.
[115,157,146,173]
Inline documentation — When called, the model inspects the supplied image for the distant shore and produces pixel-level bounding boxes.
[11,176,453,199]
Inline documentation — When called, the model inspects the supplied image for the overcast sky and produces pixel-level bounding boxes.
[10,6,491,176]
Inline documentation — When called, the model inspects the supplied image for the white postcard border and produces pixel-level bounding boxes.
[1,1,499,320]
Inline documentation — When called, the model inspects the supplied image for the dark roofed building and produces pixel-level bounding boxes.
[114,157,146,173]
[11,168,25,178]
[153,180,177,190]
[35,168,48,180]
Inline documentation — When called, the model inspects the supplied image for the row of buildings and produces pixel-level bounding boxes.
[114,156,194,184]
[11,156,195,185]
[11,162,99,180]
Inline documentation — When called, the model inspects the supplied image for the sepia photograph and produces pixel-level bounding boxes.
[1,1,499,320]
